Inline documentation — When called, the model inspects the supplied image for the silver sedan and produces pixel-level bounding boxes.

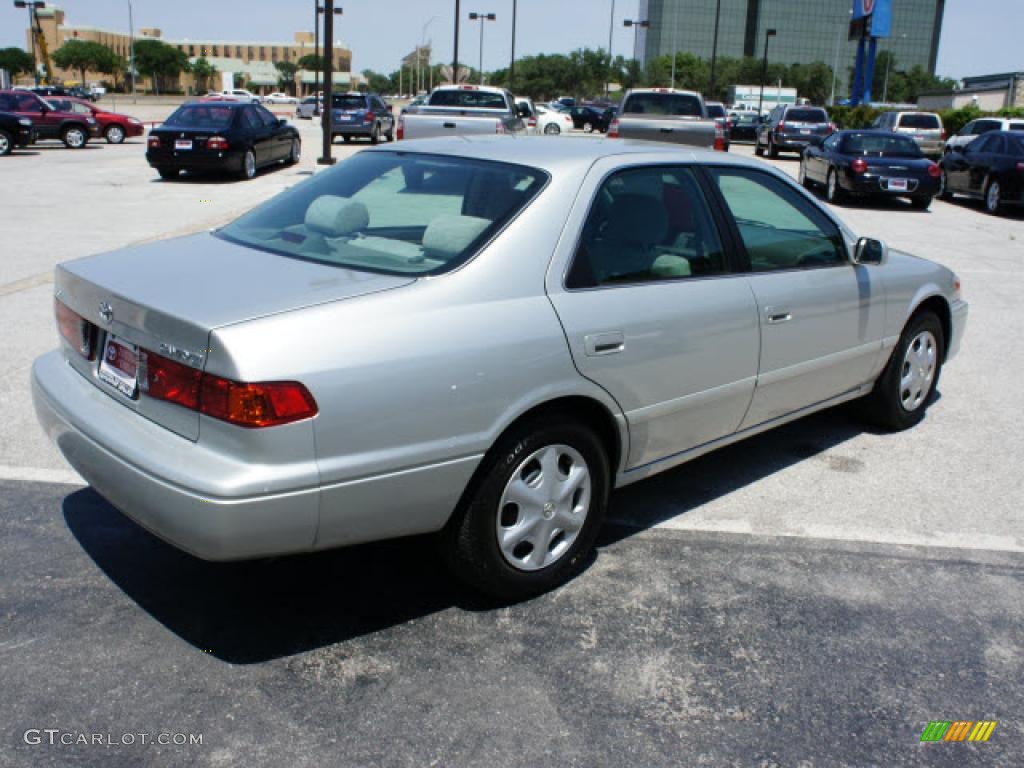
[32,138,967,599]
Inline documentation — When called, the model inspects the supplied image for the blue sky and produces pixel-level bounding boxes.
[1,1,1020,80]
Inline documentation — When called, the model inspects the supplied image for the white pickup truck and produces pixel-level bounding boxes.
[608,88,724,150]
[397,85,527,140]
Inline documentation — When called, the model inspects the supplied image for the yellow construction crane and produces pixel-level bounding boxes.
[15,1,53,85]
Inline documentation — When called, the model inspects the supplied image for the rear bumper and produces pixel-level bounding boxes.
[840,171,940,197]
[32,350,319,561]
[773,133,827,150]
[331,121,375,137]
[146,149,244,173]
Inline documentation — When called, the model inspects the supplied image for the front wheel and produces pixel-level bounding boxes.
[286,139,300,165]
[104,124,125,144]
[62,125,87,149]
[826,168,845,204]
[240,148,256,180]
[798,160,812,188]
[767,135,778,158]
[0,129,11,156]
[861,311,944,431]
[754,140,765,157]
[985,178,1004,215]
[583,121,593,133]
[384,124,394,142]
[441,417,610,600]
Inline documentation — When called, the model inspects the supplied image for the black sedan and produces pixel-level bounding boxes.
[146,102,300,181]
[800,130,941,210]
[0,110,35,156]
[939,130,1024,215]
[730,113,762,142]
[569,105,613,133]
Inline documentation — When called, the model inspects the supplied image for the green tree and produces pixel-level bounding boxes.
[275,60,298,94]
[190,57,218,93]
[133,39,190,94]
[297,54,325,71]
[51,39,110,85]
[0,47,34,76]
[361,69,392,94]
[97,50,128,92]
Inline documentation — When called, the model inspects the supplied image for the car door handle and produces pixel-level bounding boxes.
[584,332,625,356]
[659,127,674,133]
[765,306,793,325]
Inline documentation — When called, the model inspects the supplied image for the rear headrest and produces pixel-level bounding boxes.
[604,194,668,245]
[305,195,369,236]
[422,215,490,258]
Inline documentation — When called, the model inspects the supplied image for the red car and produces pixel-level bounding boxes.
[0,89,100,148]
[44,96,145,144]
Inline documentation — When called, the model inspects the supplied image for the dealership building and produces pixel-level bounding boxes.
[636,0,946,93]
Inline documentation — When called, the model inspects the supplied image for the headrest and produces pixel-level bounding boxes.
[422,214,490,258]
[305,195,369,236]
[604,194,668,245]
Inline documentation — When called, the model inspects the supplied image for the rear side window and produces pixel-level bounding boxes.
[974,120,1000,134]
[784,108,828,123]
[429,90,507,109]
[623,93,703,117]
[165,105,236,128]
[708,168,845,272]
[567,166,726,289]
[898,114,940,129]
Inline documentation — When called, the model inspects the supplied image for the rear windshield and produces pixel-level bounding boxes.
[165,105,236,129]
[841,133,923,156]
[705,103,726,118]
[332,94,367,110]
[623,92,704,117]
[785,108,828,123]
[898,113,941,129]
[218,152,548,276]
[429,90,507,109]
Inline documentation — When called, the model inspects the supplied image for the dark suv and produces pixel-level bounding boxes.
[0,90,100,148]
[756,104,834,158]
[329,92,394,143]
[0,110,36,155]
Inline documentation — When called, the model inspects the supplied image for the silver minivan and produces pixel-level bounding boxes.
[874,111,945,158]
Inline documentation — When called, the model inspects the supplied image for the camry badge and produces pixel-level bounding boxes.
[98,302,113,324]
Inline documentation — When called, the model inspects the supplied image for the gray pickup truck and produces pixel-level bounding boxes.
[607,88,723,150]
[397,85,527,140]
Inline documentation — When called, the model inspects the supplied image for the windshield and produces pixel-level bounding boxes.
[623,93,703,117]
[841,133,923,156]
[429,90,507,109]
[165,105,236,129]
[785,108,828,123]
[218,152,548,276]
[332,94,367,110]
[705,104,726,118]
[898,113,941,129]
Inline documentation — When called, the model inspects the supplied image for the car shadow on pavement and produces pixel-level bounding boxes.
[61,395,939,664]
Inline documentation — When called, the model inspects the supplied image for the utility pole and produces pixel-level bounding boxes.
[509,0,517,93]
[453,0,460,83]
[318,0,337,166]
[708,0,722,99]
[757,28,777,116]
[128,0,136,103]
[605,0,614,99]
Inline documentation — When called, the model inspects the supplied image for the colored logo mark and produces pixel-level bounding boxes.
[920,721,997,742]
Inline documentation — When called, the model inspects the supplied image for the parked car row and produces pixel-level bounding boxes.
[0,89,104,152]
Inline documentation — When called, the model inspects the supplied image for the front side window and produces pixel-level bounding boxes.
[567,166,726,289]
[219,152,547,276]
[709,168,846,272]
[16,94,42,112]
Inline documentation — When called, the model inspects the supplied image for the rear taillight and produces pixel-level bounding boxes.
[927,163,942,178]
[396,116,404,140]
[147,135,160,149]
[940,130,947,141]
[206,136,229,151]
[851,158,868,174]
[528,118,537,128]
[364,111,375,123]
[55,299,96,360]
[828,123,837,134]
[607,118,620,138]
[713,124,726,151]
[140,349,317,428]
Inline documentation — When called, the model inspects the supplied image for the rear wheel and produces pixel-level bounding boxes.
[341,134,351,143]
[104,124,125,144]
[767,135,778,158]
[0,129,11,156]
[157,167,178,180]
[985,178,1004,215]
[62,125,87,149]
[798,159,812,188]
[938,169,952,200]
[441,417,610,600]
[286,139,300,165]
[543,123,560,135]
[240,148,256,180]
[369,123,380,144]
[862,311,944,431]
[826,168,845,204]
[910,195,932,211]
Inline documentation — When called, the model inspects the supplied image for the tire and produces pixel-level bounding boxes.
[286,139,300,165]
[240,148,256,180]
[440,416,611,600]
[384,124,394,142]
[583,121,593,133]
[369,123,379,144]
[62,125,87,149]
[754,140,765,157]
[938,169,952,200]
[826,168,845,204]
[543,123,560,135]
[104,124,125,144]
[0,129,11,157]
[798,160,812,189]
[984,177,1004,215]
[767,135,778,158]
[157,167,178,180]
[910,195,931,211]
[861,311,944,431]
[341,135,351,143]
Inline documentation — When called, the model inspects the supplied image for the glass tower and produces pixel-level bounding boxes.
[637,0,945,92]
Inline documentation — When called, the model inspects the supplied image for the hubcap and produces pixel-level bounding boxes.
[0,134,9,153]
[496,444,591,572]
[987,182,1000,211]
[67,130,84,147]
[245,151,255,177]
[799,163,805,183]
[900,330,937,412]
[108,126,123,142]
[292,141,300,161]
[828,173,836,199]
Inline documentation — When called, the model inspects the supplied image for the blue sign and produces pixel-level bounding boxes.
[851,0,892,38]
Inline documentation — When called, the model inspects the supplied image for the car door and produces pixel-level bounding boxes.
[241,106,272,165]
[255,104,288,160]
[705,166,885,428]
[966,133,1003,194]
[811,133,840,182]
[15,92,56,138]
[546,162,761,469]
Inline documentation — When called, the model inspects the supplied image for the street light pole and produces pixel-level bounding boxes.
[605,0,614,98]
[670,3,678,89]
[420,15,438,96]
[453,0,460,84]
[623,19,649,71]
[14,1,45,87]
[708,0,722,99]
[509,0,517,93]
[757,28,777,116]
[127,0,136,103]
[318,0,342,166]
[468,12,496,85]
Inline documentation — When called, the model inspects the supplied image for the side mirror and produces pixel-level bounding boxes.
[853,237,888,266]
[517,104,531,118]
[278,118,288,126]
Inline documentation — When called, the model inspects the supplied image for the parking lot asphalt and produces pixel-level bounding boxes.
[1,112,1022,766]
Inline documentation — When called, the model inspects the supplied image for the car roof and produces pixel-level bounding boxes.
[363,135,763,173]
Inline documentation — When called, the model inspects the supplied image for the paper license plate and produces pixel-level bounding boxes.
[889,178,909,191]
[800,129,811,135]
[98,335,139,398]
[175,139,192,150]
